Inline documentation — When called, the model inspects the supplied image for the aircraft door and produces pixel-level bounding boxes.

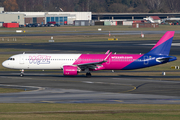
[144,56,148,65]
[19,55,24,64]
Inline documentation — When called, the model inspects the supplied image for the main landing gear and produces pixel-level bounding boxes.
[20,69,24,77]
[86,72,91,78]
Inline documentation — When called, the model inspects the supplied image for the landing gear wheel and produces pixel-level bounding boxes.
[20,73,24,77]
[86,72,91,78]
[20,69,24,77]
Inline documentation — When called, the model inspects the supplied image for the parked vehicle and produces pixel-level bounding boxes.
[19,25,24,28]
[26,24,32,27]
[47,21,60,27]
[26,22,60,27]
[47,21,56,24]
[54,24,60,27]
[40,24,46,27]
[47,24,53,27]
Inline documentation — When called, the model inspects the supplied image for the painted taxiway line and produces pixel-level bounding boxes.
[0,84,45,92]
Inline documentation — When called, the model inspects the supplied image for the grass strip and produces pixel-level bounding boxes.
[0,88,24,93]
[0,104,179,120]
[0,109,180,114]
[0,104,179,112]
[0,33,180,43]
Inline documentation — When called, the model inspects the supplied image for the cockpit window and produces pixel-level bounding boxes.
[8,58,15,61]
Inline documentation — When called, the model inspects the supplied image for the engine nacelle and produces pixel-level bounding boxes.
[63,65,78,76]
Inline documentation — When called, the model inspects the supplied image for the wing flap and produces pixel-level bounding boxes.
[76,60,107,66]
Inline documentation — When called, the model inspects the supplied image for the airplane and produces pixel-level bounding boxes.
[2,31,177,77]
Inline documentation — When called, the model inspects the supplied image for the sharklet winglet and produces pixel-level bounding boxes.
[104,52,112,61]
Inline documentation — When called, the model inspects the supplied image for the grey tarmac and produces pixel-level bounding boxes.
[0,72,180,104]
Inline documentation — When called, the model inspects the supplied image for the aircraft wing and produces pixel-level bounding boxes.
[76,60,107,69]
[75,52,112,70]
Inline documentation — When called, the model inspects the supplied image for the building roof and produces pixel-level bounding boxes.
[150,16,161,20]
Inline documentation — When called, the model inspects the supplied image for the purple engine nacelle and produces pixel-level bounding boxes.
[63,65,78,76]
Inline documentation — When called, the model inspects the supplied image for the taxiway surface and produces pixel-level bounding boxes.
[1,30,180,37]
[1,40,180,55]
[0,72,180,104]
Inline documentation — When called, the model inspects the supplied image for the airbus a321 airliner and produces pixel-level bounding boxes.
[2,31,177,77]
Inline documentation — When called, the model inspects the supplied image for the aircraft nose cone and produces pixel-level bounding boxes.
[2,61,8,68]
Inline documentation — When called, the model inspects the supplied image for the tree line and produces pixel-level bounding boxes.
[1,0,180,13]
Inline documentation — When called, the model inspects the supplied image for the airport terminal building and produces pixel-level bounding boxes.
[1,6,180,27]
[0,7,24,26]
[0,7,92,26]
[1,8,91,26]
[10,12,91,25]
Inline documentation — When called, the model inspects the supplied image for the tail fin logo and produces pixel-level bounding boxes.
[147,31,175,56]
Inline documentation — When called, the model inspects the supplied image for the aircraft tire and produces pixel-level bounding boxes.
[86,72,91,78]
[20,73,24,77]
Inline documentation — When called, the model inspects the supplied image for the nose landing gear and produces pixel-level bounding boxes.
[20,69,24,77]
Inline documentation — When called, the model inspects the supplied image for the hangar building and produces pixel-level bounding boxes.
[0,7,91,26]
[7,11,91,25]
[0,7,24,26]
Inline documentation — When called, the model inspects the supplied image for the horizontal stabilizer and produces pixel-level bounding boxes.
[156,56,177,63]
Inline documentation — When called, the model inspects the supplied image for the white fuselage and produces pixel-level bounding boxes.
[2,54,81,70]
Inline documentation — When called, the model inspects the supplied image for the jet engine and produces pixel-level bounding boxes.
[63,65,79,76]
